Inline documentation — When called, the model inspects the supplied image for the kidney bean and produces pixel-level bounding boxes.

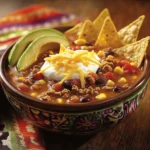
[72,79,81,88]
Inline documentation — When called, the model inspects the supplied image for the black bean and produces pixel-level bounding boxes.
[95,77,106,86]
[113,86,122,92]
[63,80,73,90]
[105,49,116,57]
[96,67,102,74]
[80,96,91,103]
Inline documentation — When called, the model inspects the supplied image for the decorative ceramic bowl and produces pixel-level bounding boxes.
[0,28,150,135]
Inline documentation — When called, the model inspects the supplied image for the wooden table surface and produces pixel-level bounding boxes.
[1,0,150,150]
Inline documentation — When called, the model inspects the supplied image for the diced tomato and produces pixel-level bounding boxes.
[116,60,130,67]
[17,83,30,92]
[114,59,120,66]
[52,83,63,91]
[120,60,130,67]
[33,73,44,80]
[88,72,98,79]
[123,64,138,74]
[104,72,115,80]
[72,79,81,88]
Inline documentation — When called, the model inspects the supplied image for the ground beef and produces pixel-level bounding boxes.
[62,89,70,94]
[122,84,129,89]
[63,93,70,98]
[54,91,62,96]
[72,85,79,91]
[32,65,41,74]
[102,86,114,90]
[39,95,52,102]
[17,77,34,85]
[102,64,113,72]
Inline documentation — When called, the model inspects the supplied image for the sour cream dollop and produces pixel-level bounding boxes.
[40,47,101,87]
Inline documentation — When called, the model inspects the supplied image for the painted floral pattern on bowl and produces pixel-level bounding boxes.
[1,81,148,135]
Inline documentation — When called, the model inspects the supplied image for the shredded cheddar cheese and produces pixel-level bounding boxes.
[40,44,101,88]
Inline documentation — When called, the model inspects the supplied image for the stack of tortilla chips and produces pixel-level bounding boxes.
[65,8,150,68]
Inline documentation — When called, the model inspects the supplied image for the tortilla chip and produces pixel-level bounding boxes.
[95,17,123,49]
[78,20,97,43]
[64,23,83,41]
[118,15,145,45]
[93,8,110,33]
[112,36,150,67]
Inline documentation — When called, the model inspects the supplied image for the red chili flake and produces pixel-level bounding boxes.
[52,83,63,91]
[104,72,115,80]
[33,73,44,80]
[17,83,30,92]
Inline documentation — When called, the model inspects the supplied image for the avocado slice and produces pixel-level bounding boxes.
[8,28,66,66]
[16,35,69,71]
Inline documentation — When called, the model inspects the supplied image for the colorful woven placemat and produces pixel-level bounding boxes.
[0,4,79,150]
[0,4,79,51]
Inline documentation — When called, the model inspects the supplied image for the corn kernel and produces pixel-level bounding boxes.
[95,93,107,101]
[57,98,63,103]
[81,45,89,50]
[118,77,127,83]
[18,76,25,81]
[97,50,105,57]
[107,55,114,59]
[132,75,138,80]
[106,79,115,86]
[114,66,124,75]
[49,50,54,55]
[31,92,38,97]
[130,62,137,67]
[32,84,41,90]
[74,39,87,45]
[37,79,46,85]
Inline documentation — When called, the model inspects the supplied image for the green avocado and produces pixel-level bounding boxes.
[16,35,69,71]
[8,28,66,66]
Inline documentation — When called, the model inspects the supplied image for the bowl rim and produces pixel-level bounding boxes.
[0,27,150,112]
